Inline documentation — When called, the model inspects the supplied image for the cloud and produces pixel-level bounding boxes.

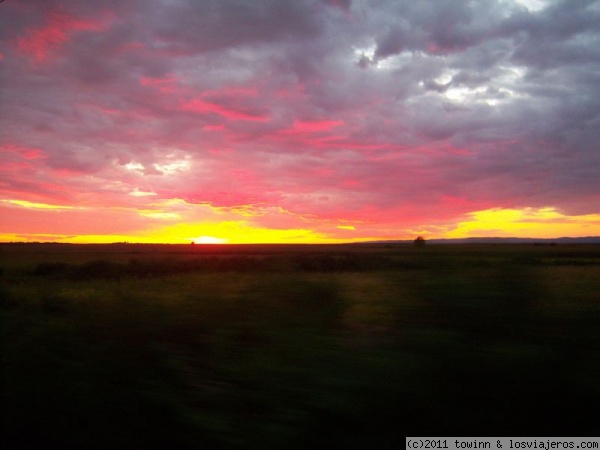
[1,0,599,241]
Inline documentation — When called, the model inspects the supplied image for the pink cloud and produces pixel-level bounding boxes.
[139,74,179,93]
[181,98,268,122]
[280,119,343,135]
[16,11,110,62]
[2,144,46,161]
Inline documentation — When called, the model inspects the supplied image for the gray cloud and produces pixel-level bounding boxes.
[1,0,599,231]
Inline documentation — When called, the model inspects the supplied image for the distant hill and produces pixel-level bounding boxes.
[369,237,600,245]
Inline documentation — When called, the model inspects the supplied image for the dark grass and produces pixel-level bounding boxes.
[1,243,600,448]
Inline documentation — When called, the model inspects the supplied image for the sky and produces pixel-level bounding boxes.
[1,0,599,244]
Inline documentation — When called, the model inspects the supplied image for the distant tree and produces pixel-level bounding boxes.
[414,236,426,247]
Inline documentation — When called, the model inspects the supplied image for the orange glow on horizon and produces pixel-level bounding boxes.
[0,201,598,244]
[445,207,600,239]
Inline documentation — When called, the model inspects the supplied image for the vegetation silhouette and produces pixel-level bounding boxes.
[414,236,426,247]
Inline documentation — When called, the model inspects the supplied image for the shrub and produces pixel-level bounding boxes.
[414,236,426,247]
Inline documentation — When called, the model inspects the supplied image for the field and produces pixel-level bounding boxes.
[1,243,600,448]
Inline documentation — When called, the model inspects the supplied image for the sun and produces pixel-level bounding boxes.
[192,236,228,244]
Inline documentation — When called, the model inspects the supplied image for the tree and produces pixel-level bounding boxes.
[413,236,426,247]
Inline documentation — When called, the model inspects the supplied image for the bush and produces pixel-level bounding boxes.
[413,236,426,247]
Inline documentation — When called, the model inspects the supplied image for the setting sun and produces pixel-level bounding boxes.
[192,236,228,244]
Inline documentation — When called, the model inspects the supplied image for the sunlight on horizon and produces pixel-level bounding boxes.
[1,206,599,244]
[191,236,229,244]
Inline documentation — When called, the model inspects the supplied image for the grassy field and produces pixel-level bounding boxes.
[1,243,600,448]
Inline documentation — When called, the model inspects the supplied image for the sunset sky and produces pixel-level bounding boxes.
[1,0,599,243]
